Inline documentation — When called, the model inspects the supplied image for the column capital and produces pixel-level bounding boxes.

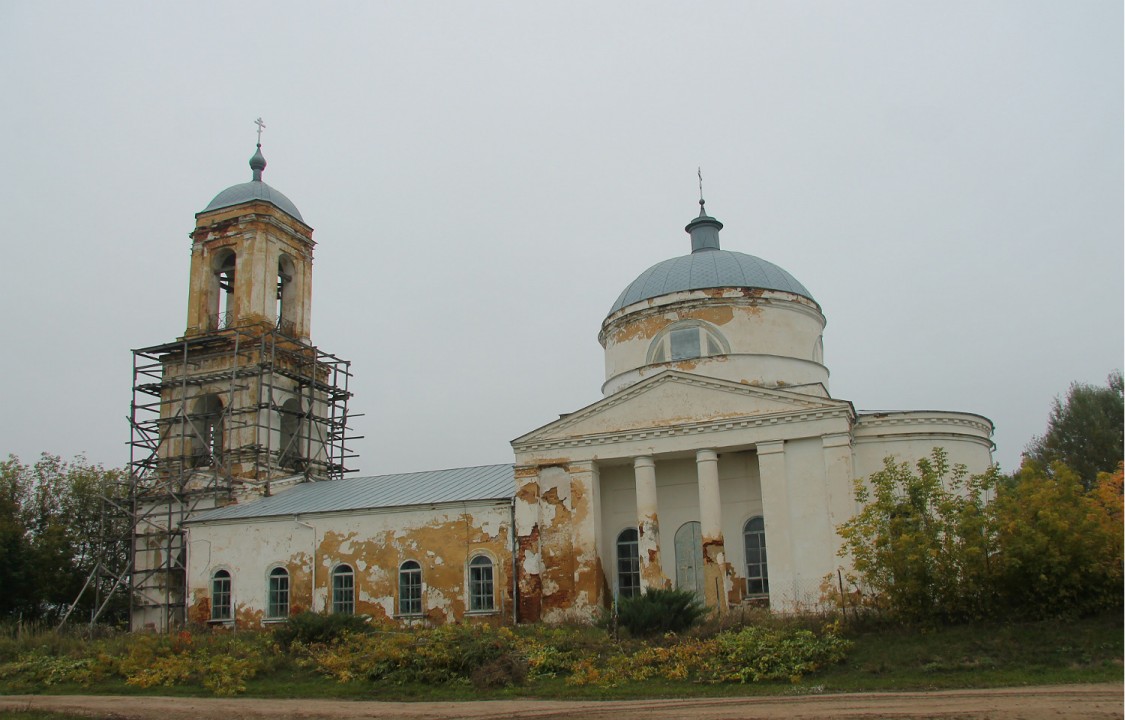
[757,440,785,456]
[633,455,655,470]
[696,448,718,463]
[822,433,853,450]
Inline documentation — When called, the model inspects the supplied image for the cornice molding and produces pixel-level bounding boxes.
[854,413,992,437]
[514,404,854,454]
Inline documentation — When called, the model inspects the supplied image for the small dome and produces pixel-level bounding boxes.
[202,181,304,222]
[200,143,304,222]
[608,250,814,315]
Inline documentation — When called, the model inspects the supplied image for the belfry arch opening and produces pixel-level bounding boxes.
[278,398,304,471]
[190,393,224,467]
[210,250,237,330]
[276,254,296,335]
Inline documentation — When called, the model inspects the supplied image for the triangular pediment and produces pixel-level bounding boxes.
[514,371,850,446]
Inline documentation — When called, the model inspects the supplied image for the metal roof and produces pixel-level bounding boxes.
[201,180,305,222]
[608,249,815,315]
[187,464,514,523]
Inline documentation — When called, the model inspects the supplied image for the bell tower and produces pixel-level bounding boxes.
[128,129,355,631]
[185,141,314,341]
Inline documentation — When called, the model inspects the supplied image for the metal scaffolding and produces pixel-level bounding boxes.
[63,324,355,631]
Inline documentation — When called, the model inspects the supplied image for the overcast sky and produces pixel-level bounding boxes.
[1,1,1120,477]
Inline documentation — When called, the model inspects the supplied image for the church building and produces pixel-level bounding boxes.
[130,143,994,630]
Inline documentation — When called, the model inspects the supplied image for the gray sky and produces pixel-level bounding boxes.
[1,1,1120,477]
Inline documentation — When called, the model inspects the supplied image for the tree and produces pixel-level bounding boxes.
[992,461,1122,618]
[1025,371,1124,490]
[836,449,1001,624]
[0,454,129,624]
[836,450,1123,623]
[0,457,35,618]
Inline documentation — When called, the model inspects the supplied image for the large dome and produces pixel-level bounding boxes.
[607,202,814,315]
[609,248,814,315]
[199,143,304,223]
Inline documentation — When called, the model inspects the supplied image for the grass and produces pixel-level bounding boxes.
[0,613,1119,703]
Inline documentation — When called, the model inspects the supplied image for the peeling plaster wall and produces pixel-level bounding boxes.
[513,463,604,623]
[185,501,512,629]
[600,289,828,395]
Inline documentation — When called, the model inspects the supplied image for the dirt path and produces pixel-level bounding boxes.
[2,684,1122,720]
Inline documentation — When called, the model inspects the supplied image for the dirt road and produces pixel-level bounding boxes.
[2,684,1121,720]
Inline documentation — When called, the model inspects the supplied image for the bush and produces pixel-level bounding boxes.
[703,624,851,683]
[301,624,526,686]
[616,588,707,637]
[272,611,372,648]
[992,462,1123,618]
[836,449,1123,624]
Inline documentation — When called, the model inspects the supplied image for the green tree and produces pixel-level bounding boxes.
[1025,371,1123,490]
[836,449,1001,624]
[0,454,129,624]
[992,462,1122,618]
[837,450,1122,623]
[0,457,35,618]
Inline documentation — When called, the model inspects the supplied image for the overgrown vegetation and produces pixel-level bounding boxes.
[0,613,1118,700]
[614,588,707,637]
[834,449,1123,624]
[272,611,372,649]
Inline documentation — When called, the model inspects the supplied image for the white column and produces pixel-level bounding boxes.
[696,448,729,609]
[633,456,664,589]
[696,449,722,542]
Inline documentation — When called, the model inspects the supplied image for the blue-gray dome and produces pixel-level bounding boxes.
[609,250,814,315]
[200,143,304,222]
[202,180,304,222]
[608,201,814,315]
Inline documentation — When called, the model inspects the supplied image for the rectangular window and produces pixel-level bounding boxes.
[669,327,701,361]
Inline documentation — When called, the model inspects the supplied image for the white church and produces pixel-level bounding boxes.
[129,144,994,630]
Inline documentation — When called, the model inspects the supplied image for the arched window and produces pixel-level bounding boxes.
[267,567,289,619]
[190,394,224,467]
[398,560,422,616]
[468,555,494,612]
[331,564,354,615]
[211,569,231,621]
[211,250,237,330]
[743,517,769,596]
[278,398,304,471]
[647,320,729,364]
[276,254,296,335]
[616,528,640,599]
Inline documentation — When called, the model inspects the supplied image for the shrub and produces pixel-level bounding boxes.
[992,462,1123,618]
[836,449,1001,624]
[702,624,851,683]
[273,611,372,648]
[616,588,707,637]
[301,624,526,686]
